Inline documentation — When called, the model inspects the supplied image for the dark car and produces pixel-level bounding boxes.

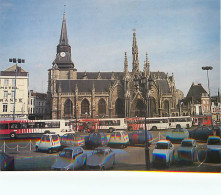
[212,126,221,137]
[85,132,108,149]
[87,147,115,170]
[128,130,153,146]
[0,152,14,171]
[189,127,213,141]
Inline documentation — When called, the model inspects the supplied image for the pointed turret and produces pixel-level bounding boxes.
[53,11,75,69]
[124,52,128,73]
[132,29,139,72]
[59,12,68,45]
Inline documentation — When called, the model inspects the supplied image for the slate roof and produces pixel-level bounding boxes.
[0,65,28,76]
[156,80,171,93]
[186,83,207,100]
[77,72,124,80]
[56,80,116,93]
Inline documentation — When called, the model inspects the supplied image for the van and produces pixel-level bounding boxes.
[108,130,129,148]
[35,134,61,153]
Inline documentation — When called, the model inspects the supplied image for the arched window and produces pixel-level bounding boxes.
[164,100,169,116]
[98,98,106,116]
[81,99,89,115]
[64,99,73,118]
[135,99,145,117]
[115,98,124,117]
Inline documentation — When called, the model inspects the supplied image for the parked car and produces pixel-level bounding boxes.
[59,128,75,136]
[60,133,85,148]
[85,132,108,149]
[166,128,189,143]
[35,134,61,153]
[152,140,175,168]
[189,127,213,141]
[206,136,221,163]
[128,130,153,146]
[52,146,87,171]
[87,147,115,170]
[108,130,129,148]
[0,151,14,171]
[212,126,221,137]
[177,139,198,164]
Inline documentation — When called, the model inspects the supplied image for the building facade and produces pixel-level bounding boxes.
[0,65,29,120]
[28,90,48,119]
[48,13,181,120]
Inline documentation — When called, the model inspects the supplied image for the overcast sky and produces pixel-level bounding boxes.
[0,0,220,96]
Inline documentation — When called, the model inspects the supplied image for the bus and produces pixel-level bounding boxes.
[168,116,192,129]
[126,117,169,131]
[126,116,192,131]
[72,118,127,133]
[0,120,71,138]
[192,115,212,126]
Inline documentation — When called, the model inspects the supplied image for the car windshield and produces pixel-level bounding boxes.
[208,139,221,145]
[181,141,193,147]
[156,143,169,149]
[93,149,105,155]
[59,150,73,158]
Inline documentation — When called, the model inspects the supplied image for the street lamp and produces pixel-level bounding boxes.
[9,58,25,120]
[134,72,153,170]
[202,66,213,113]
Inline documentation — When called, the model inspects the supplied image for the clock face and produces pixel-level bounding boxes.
[60,52,66,57]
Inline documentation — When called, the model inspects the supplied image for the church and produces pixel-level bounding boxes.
[47,12,183,120]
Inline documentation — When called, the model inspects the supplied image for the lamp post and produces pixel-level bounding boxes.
[202,66,213,113]
[9,58,25,120]
[134,73,153,170]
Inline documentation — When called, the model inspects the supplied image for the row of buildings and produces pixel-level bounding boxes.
[0,12,220,122]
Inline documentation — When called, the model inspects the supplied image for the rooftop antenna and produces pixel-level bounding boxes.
[64,5,66,13]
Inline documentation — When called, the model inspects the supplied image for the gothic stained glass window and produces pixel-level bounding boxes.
[98,98,106,116]
[81,99,89,115]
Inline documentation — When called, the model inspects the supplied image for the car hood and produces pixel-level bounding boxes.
[87,154,105,166]
[52,157,72,169]
[207,145,221,151]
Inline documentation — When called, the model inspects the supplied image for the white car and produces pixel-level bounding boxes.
[35,134,61,153]
[152,140,175,168]
[59,128,75,136]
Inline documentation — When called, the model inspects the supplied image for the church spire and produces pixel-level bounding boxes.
[132,29,139,73]
[59,11,68,45]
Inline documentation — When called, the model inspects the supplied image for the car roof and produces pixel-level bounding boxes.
[157,140,170,144]
[182,139,195,142]
[113,130,126,133]
[64,146,83,150]
[42,133,57,136]
[207,136,221,140]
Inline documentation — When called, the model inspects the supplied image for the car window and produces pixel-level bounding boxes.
[52,135,59,141]
[94,149,105,155]
[208,139,221,145]
[46,135,50,142]
[179,129,185,132]
[172,129,179,133]
[116,132,121,138]
[77,148,83,154]
[156,143,169,149]
[181,141,193,147]
[60,150,72,158]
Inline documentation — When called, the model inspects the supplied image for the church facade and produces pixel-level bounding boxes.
[48,13,182,120]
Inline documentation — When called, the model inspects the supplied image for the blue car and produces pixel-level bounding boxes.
[206,136,221,163]
[52,146,87,171]
[177,139,198,164]
[128,130,153,146]
[166,128,189,143]
[189,127,213,141]
[85,132,108,149]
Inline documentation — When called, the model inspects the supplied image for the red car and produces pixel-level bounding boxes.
[0,152,15,171]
